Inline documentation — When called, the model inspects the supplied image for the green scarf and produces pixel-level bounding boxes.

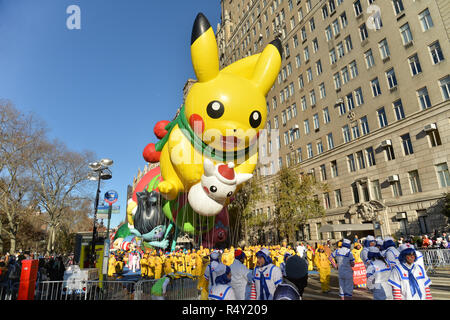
[155,105,257,162]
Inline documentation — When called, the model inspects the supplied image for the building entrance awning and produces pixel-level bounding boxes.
[319,223,374,233]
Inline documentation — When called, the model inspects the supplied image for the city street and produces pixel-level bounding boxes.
[303,267,450,300]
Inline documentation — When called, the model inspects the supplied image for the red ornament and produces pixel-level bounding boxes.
[154,120,170,139]
[143,143,161,163]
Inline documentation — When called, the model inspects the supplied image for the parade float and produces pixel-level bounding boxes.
[115,12,281,253]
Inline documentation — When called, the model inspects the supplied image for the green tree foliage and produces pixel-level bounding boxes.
[272,167,328,243]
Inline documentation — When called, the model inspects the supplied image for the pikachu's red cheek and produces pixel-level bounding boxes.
[189,114,205,135]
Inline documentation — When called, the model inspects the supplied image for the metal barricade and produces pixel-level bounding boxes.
[165,277,200,300]
[34,280,136,300]
[134,279,158,300]
[0,282,19,300]
[418,249,450,274]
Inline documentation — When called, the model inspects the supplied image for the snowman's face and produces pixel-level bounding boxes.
[201,175,236,202]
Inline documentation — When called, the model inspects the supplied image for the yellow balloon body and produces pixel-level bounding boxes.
[157,13,282,201]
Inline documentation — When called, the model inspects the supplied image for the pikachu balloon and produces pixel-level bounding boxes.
[143,13,282,206]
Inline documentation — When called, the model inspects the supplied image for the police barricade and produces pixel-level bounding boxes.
[34,280,136,300]
[134,275,200,300]
[0,282,19,300]
[418,249,450,274]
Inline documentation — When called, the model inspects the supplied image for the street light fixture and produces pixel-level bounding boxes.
[88,158,113,268]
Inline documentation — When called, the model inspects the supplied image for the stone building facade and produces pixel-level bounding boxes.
[216,0,450,243]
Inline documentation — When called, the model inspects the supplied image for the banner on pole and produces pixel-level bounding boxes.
[352,262,367,286]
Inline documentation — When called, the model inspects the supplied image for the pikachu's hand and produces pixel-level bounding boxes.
[158,181,178,200]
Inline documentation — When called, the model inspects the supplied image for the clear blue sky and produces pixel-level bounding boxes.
[0,0,221,228]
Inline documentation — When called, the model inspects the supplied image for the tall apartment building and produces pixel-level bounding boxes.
[217,0,450,244]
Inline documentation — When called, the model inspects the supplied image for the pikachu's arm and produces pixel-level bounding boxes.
[164,124,204,190]
[234,151,258,176]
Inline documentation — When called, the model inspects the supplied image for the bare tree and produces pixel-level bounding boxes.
[31,140,94,254]
[0,101,45,253]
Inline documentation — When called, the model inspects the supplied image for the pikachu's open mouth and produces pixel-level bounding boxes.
[220,135,241,150]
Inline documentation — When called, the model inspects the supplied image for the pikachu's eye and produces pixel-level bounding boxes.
[206,101,224,119]
[249,110,262,128]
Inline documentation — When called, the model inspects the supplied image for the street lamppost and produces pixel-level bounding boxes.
[88,158,113,268]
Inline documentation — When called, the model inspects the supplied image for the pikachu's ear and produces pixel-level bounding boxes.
[191,13,219,83]
[251,39,282,96]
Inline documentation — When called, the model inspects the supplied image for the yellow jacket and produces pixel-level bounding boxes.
[352,248,363,263]
[314,251,331,271]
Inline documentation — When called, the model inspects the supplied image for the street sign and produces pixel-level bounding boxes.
[104,190,118,205]
[98,205,120,215]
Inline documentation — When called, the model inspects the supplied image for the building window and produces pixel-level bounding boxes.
[347,93,355,110]
[320,164,327,181]
[307,68,313,82]
[323,192,331,209]
[331,160,339,177]
[335,189,343,207]
[332,19,340,36]
[304,119,310,134]
[313,38,319,52]
[385,145,396,161]
[343,125,351,143]
[359,23,368,41]
[322,5,329,19]
[418,214,429,234]
[439,75,450,100]
[417,87,432,110]
[408,170,422,193]
[317,140,324,154]
[323,107,331,123]
[325,26,333,41]
[319,83,326,99]
[313,113,320,129]
[436,163,450,188]
[340,12,348,28]
[352,124,360,139]
[307,143,313,158]
[298,75,304,89]
[347,154,356,172]
[340,66,349,84]
[356,150,365,169]
[296,148,302,163]
[349,60,359,78]
[355,87,364,106]
[393,99,405,120]
[295,54,301,68]
[401,133,414,155]
[330,48,337,64]
[352,182,360,204]
[365,49,375,68]
[400,23,413,45]
[316,60,323,75]
[371,78,381,97]
[429,41,444,64]
[345,35,353,52]
[329,0,336,13]
[419,8,433,31]
[366,146,376,166]
[327,133,334,150]
[310,18,316,31]
[337,42,345,58]
[408,54,422,76]
[378,39,390,60]
[360,116,370,135]
[354,0,363,16]
[372,179,382,200]
[427,127,442,147]
[334,72,341,89]
[377,107,388,128]
[392,180,403,197]
[304,46,310,62]
[392,0,404,15]
[386,68,397,89]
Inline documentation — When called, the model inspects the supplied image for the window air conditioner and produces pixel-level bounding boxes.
[424,123,437,132]
[380,139,392,147]
[293,124,299,130]
[396,212,407,220]
[388,174,399,182]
